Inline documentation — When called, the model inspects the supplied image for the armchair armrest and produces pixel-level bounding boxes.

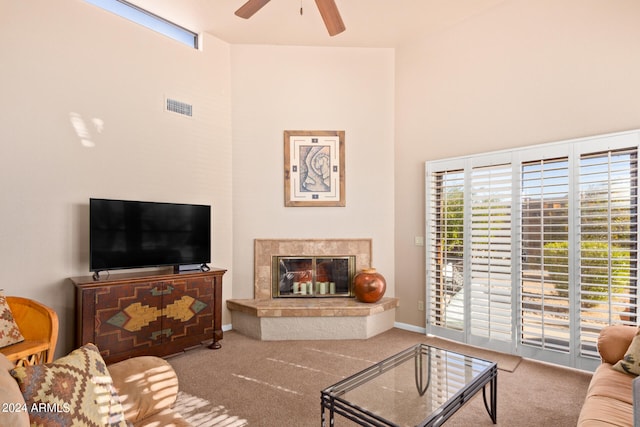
[108,356,180,424]
[1,297,58,366]
[597,324,638,365]
[0,354,29,427]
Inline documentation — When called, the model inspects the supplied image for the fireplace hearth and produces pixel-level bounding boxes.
[226,238,399,341]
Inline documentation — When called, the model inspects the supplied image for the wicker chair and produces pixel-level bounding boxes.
[0,297,58,367]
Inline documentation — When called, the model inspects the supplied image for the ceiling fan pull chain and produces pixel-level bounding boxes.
[300,0,304,16]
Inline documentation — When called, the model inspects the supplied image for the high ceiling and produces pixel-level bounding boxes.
[127,0,506,48]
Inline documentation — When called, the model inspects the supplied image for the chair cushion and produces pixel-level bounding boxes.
[0,353,29,427]
[10,343,127,427]
[108,355,180,423]
[577,394,633,426]
[578,362,635,426]
[0,291,24,348]
[587,363,634,405]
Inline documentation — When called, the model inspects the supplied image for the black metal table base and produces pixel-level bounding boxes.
[320,345,498,427]
[482,367,498,424]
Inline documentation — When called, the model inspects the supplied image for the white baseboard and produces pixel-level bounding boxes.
[222,323,233,332]
[394,322,426,335]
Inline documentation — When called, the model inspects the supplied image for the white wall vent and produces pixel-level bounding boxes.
[166,98,193,117]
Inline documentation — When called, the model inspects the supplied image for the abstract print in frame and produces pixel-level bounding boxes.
[284,130,345,207]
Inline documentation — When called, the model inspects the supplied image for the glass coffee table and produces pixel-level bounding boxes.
[321,343,497,426]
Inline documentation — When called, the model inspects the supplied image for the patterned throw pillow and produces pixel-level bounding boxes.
[613,329,640,376]
[10,343,128,427]
[0,291,24,348]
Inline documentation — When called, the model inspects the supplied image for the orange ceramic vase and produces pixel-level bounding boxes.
[353,268,386,303]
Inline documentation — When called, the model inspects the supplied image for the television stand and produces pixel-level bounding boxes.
[72,267,226,364]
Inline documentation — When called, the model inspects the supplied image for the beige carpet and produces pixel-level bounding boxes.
[168,328,591,426]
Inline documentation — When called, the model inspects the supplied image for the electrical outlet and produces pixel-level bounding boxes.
[417,300,424,311]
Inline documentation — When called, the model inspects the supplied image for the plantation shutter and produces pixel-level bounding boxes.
[520,158,571,355]
[426,129,640,370]
[468,163,514,350]
[426,169,465,332]
[578,148,639,358]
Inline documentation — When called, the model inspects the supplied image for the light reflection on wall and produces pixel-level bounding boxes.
[69,112,104,148]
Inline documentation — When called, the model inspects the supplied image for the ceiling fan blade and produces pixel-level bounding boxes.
[235,0,271,19]
[314,0,345,36]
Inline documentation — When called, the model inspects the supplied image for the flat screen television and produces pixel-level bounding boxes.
[90,198,211,275]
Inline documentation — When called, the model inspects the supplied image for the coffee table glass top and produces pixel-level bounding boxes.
[321,343,497,426]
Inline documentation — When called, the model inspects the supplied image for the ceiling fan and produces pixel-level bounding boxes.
[235,0,346,37]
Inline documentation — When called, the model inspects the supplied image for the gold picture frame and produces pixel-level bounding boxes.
[284,130,345,207]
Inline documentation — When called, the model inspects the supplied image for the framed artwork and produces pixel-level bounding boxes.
[284,130,345,207]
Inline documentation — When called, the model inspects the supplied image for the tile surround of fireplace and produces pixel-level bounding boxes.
[226,239,399,341]
[253,238,372,299]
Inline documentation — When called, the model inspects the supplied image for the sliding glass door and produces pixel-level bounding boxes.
[426,130,639,369]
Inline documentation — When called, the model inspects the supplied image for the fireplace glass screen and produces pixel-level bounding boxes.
[273,256,355,297]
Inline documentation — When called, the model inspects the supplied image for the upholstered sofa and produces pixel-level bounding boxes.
[578,324,639,426]
[0,344,190,427]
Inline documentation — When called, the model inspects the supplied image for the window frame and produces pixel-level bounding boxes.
[85,0,199,49]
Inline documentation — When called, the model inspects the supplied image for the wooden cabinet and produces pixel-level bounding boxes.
[71,268,225,364]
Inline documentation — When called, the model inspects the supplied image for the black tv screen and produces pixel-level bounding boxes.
[90,198,211,272]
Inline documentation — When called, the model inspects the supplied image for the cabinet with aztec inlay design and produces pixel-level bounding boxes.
[71,268,225,364]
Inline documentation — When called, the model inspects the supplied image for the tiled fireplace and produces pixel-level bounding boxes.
[227,239,399,340]
[252,238,373,299]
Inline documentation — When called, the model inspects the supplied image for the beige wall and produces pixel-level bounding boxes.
[0,0,233,355]
[4,0,640,352]
[394,0,640,328]
[230,45,396,300]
